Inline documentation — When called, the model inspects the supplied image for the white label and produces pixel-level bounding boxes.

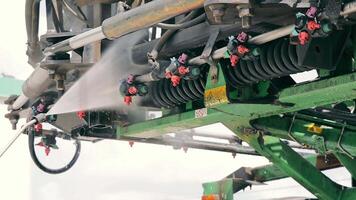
[195,108,208,118]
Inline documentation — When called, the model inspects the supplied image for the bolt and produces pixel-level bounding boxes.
[138,85,148,95]
[190,68,200,76]
[321,21,333,33]
[210,5,226,23]
[251,48,261,56]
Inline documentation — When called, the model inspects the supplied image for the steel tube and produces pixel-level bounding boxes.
[188,25,295,65]
[11,67,53,110]
[26,0,42,66]
[44,0,205,55]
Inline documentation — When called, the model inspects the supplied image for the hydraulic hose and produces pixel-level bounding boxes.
[148,10,200,60]
[28,131,81,174]
[155,13,206,30]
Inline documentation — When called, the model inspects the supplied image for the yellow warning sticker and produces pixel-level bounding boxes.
[307,123,323,134]
[204,85,229,107]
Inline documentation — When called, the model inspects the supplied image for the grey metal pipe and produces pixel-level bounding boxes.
[136,24,296,82]
[44,0,205,55]
[188,24,295,65]
[11,66,53,110]
[188,1,356,65]
[26,0,43,66]
[120,136,258,155]
[15,0,204,110]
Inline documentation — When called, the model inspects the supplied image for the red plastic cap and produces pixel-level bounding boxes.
[237,45,249,55]
[230,54,239,67]
[34,123,43,132]
[298,31,310,45]
[171,75,181,87]
[77,111,86,120]
[128,86,138,95]
[124,96,133,105]
[45,147,51,156]
[307,20,320,31]
[129,141,134,147]
[178,66,189,75]
[165,71,173,78]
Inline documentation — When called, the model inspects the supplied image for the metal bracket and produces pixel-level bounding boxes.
[337,123,355,159]
[288,113,300,143]
[312,135,327,155]
[201,28,220,59]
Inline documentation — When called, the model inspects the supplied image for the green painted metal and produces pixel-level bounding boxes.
[209,154,341,196]
[117,72,356,138]
[334,152,356,180]
[0,77,23,103]
[202,179,233,200]
[223,124,347,200]
[253,115,356,157]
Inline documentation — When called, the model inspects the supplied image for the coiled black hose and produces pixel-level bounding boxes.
[150,77,205,108]
[28,129,81,174]
[226,39,312,87]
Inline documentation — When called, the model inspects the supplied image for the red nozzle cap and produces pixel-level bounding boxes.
[77,111,86,120]
[124,96,132,105]
[298,31,310,45]
[165,71,173,78]
[129,141,134,147]
[36,141,44,147]
[34,123,43,132]
[171,75,181,87]
[178,66,189,75]
[45,147,51,156]
[128,86,138,95]
[237,45,250,55]
[307,20,320,31]
[230,54,239,67]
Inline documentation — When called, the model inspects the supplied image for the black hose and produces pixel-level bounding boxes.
[155,14,206,30]
[28,129,81,174]
[300,107,356,125]
[149,10,200,60]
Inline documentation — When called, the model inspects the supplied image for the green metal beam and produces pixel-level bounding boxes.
[203,154,341,199]
[253,115,356,157]
[334,152,356,180]
[223,125,347,200]
[118,72,356,138]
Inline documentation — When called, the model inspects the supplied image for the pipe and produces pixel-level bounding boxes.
[155,13,206,30]
[188,1,356,65]
[149,10,201,61]
[340,1,356,16]
[26,0,43,67]
[44,0,205,55]
[120,136,259,155]
[0,119,37,158]
[136,24,296,82]
[11,67,53,110]
[188,24,295,65]
[0,113,46,158]
[16,1,356,110]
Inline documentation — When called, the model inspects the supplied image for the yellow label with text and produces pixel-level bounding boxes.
[204,85,228,107]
